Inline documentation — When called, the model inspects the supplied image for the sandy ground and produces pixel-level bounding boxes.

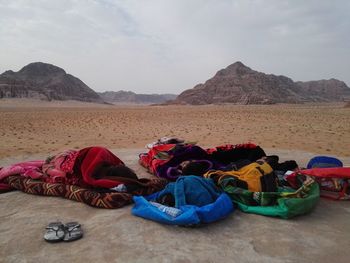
[0,99,349,160]
[1,100,350,263]
[1,149,350,263]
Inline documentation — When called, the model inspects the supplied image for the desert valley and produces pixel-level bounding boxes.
[0,62,349,161]
[0,102,349,162]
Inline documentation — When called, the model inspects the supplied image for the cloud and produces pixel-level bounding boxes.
[0,0,349,93]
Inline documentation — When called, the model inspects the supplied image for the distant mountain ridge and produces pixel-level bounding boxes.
[0,62,176,104]
[0,62,103,103]
[98,90,177,104]
[2,61,349,105]
[173,61,350,104]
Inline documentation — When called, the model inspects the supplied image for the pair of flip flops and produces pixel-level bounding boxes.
[44,222,83,243]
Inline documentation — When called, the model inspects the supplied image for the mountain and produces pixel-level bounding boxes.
[0,62,103,103]
[98,90,177,104]
[173,62,350,105]
[296,79,350,101]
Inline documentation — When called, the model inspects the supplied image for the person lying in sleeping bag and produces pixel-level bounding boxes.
[0,146,141,190]
[42,146,140,189]
[0,146,167,208]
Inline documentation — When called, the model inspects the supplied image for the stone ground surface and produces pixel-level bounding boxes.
[0,149,349,263]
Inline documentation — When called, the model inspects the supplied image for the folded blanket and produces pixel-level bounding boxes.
[3,175,167,209]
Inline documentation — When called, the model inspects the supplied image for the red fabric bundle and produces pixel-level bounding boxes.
[286,167,350,200]
[139,144,176,175]
[76,146,125,188]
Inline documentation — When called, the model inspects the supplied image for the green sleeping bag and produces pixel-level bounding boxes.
[220,177,320,219]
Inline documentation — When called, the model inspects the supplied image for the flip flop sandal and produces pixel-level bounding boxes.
[44,222,65,243]
[63,222,83,242]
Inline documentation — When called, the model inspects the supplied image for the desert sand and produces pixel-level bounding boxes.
[1,99,350,263]
[0,99,349,160]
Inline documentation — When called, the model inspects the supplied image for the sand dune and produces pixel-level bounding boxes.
[0,99,349,159]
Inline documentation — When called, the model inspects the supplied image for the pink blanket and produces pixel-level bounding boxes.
[0,160,45,191]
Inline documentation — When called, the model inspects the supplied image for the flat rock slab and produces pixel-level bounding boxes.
[0,149,349,263]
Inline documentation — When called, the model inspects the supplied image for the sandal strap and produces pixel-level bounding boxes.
[46,226,60,231]
[66,224,81,232]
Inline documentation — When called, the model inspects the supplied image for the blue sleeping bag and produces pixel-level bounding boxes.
[132,176,234,225]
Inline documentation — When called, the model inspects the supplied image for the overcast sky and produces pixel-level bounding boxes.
[0,0,349,94]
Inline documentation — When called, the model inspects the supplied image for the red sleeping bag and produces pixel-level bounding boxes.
[287,167,350,200]
[77,147,125,188]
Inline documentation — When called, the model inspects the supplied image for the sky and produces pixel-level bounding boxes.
[0,0,349,94]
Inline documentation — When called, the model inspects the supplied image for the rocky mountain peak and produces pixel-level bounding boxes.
[18,62,66,78]
[0,62,103,103]
[215,61,253,77]
[173,62,350,105]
